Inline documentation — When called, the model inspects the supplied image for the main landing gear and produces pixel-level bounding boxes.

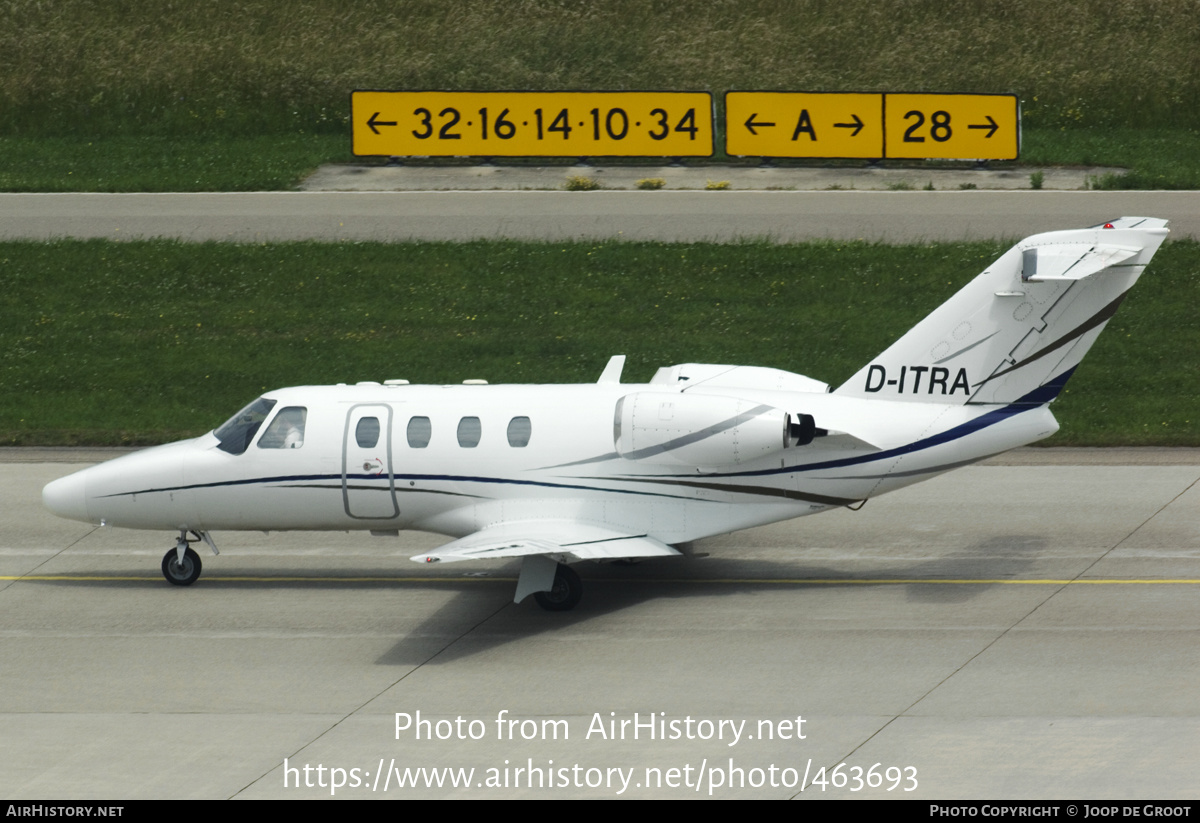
[161,529,216,586]
[534,563,582,612]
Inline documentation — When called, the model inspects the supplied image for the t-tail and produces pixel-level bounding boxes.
[835,217,1168,406]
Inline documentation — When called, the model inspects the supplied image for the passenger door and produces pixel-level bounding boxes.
[342,404,399,519]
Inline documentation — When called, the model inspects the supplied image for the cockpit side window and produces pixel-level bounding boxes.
[257,406,308,449]
[215,397,278,455]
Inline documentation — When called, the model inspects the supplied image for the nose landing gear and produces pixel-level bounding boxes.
[162,545,201,586]
[161,529,217,586]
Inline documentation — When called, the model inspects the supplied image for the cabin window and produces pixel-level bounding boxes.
[507,416,532,447]
[355,416,380,449]
[407,416,431,448]
[457,416,481,448]
[257,406,308,449]
[215,397,277,455]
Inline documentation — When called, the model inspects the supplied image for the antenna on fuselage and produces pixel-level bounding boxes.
[597,355,626,384]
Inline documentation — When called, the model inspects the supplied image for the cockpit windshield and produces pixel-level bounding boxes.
[214,397,277,455]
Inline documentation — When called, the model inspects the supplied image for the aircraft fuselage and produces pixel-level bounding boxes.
[44,379,1057,544]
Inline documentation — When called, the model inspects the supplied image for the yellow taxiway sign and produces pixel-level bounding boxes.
[884,93,1019,160]
[725,91,1019,160]
[725,92,884,158]
[352,91,714,157]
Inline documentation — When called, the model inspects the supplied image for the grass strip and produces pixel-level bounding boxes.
[3,128,1200,192]
[1,238,1195,446]
[1022,129,1200,190]
[4,2,1200,190]
[0,135,350,193]
[5,1,1199,136]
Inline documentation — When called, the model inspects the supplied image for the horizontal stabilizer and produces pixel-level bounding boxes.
[1021,244,1140,282]
[412,522,681,564]
[1089,217,1169,230]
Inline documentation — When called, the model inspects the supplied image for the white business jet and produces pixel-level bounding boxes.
[43,218,1168,610]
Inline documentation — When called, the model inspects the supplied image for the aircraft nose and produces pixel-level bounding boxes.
[43,470,92,523]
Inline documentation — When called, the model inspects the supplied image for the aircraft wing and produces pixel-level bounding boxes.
[411,522,682,564]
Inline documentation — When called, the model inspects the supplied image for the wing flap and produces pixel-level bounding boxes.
[412,521,682,564]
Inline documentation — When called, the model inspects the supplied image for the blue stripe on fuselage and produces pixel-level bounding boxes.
[679,368,1075,480]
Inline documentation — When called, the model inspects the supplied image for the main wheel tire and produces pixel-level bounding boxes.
[534,564,582,612]
[162,546,202,586]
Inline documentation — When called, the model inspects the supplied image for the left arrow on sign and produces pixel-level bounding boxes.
[743,113,776,136]
[367,112,398,135]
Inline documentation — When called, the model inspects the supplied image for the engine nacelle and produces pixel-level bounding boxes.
[614,392,814,468]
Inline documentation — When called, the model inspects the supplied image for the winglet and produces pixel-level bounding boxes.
[597,355,626,384]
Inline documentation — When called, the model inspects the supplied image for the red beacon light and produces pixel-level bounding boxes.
[1103,223,1115,229]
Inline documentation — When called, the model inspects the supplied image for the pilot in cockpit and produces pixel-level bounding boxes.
[258,406,307,449]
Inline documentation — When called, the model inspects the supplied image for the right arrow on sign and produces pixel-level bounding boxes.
[967,115,999,138]
[834,114,865,137]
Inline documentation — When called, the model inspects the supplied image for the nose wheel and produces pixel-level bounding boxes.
[160,530,217,586]
[162,546,202,586]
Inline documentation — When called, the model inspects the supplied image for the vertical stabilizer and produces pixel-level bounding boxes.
[834,218,1168,406]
